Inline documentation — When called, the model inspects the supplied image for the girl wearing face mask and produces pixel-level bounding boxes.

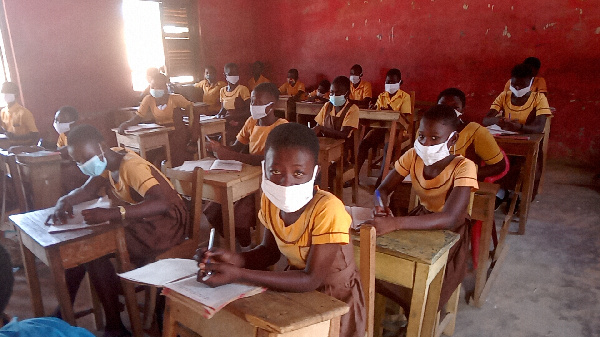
[197,123,366,337]
[483,63,551,134]
[194,65,227,114]
[0,81,39,146]
[48,124,188,337]
[216,62,251,144]
[362,105,479,313]
[348,64,372,109]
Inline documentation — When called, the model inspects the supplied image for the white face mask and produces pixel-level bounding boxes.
[509,78,533,98]
[53,121,73,134]
[226,75,239,85]
[2,93,15,104]
[385,83,400,95]
[413,131,457,166]
[250,102,272,120]
[261,162,319,213]
[454,109,462,118]
[150,89,165,98]
[349,75,361,84]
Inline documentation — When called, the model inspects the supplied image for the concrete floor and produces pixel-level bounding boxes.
[2,162,599,336]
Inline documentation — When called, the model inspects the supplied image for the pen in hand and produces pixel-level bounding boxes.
[374,190,389,217]
[201,228,216,282]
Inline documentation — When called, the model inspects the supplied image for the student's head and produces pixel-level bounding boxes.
[264,123,319,187]
[150,73,169,98]
[224,63,240,85]
[384,69,402,95]
[417,105,460,148]
[1,82,19,105]
[317,80,331,95]
[250,83,279,119]
[523,57,541,76]
[437,88,466,115]
[349,64,363,84]
[330,76,351,98]
[204,66,217,82]
[251,61,264,78]
[67,124,108,176]
[287,69,299,85]
[509,63,534,91]
[146,67,160,83]
[53,106,79,135]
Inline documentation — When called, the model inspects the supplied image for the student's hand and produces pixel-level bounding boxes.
[373,192,392,216]
[117,123,128,135]
[228,120,239,127]
[197,262,242,287]
[313,125,323,136]
[81,207,117,224]
[208,140,237,160]
[46,199,74,225]
[373,205,392,217]
[368,101,377,110]
[195,247,244,268]
[501,120,522,132]
[361,215,402,236]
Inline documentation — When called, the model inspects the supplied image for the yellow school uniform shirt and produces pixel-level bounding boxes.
[349,81,372,101]
[279,81,306,96]
[314,101,360,131]
[236,118,288,155]
[220,85,251,111]
[375,89,412,114]
[504,77,548,94]
[247,75,270,92]
[100,148,174,205]
[395,148,479,213]
[194,79,226,111]
[490,91,551,124]
[57,133,68,147]
[0,103,38,135]
[137,94,192,125]
[452,122,504,165]
[308,89,330,100]
[258,188,351,269]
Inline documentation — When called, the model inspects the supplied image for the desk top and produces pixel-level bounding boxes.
[493,133,543,145]
[179,158,262,187]
[167,289,349,334]
[16,151,61,164]
[352,229,459,265]
[295,102,401,122]
[9,207,121,248]
[318,137,345,150]
[111,126,174,136]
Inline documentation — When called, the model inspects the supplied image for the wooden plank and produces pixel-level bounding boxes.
[59,231,119,269]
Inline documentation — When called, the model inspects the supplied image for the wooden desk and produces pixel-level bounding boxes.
[274,95,291,120]
[317,138,345,199]
[15,151,62,211]
[163,289,349,337]
[9,208,143,337]
[352,230,459,337]
[196,118,227,158]
[494,134,543,234]
[296,101,324,124]
[111,126,174,164]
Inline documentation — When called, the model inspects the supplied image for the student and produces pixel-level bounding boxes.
[47,124,188,337]
[203,83,288,247]
[247,61,270,92]
[139,67,160,101]
[217,63,251,144]
[306,79,331,103]
[197,123,365,337]
[503,57,547,94]
[437,88,507,181]
[278,68,306,99]
[356,68,410,181]
[194,66,227,114]
[348,64,372,109]
[313,76,359,139]
[52,106,88,194]
[54,106,79,150]
[363,104,478,312]
[0,82,39,146]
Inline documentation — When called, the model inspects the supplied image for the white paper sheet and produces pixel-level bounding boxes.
[125,123,162,133]
[47,197,112,233]
[345,206,375,230]
[486,124,519,136]
[209,160,243,171]
[118,258,199,287]
[174,159,216,172]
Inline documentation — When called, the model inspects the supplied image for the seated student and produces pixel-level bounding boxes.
[278,68,306,99]
[247,61,270,92]
[194,66,227,114]
[139,67,160,101]
[348,64,372,109]
[47,124,187,337]
[306,79,331,103]
[503,57,547,95]
[204,83,287,247]
[217,63,251,144]
[437,88,507,181]
[356,68,410,182]
[52,106,88,194]
[363,104,478,312]
[0,82,39,146]
[197,123,365,337]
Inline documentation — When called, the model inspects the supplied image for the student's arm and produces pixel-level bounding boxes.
[47,175,107,224]
[117,114,144,135]
[350,98,371,109]
[478,157,506,180]
[374,169,406,216]
[482,109,502,127]
[500,114,547,134]
[314,125,354,139]
[206,139,263,166]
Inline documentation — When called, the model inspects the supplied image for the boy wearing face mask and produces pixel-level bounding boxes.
[348,64,372,109]
[53,106,78,150]
[53,106,88,194]
[217,63,251,144]
[306,79,331,103]
[362,104,478,313]
[194,66,227,114]
[48,124,187,337]
[197,123,365,337]
[503,57,547,95]
[0,82,39,146]
[204,83,287,247]
[247,61,270,92]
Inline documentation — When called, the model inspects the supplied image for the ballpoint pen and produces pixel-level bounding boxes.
[201,228,216,282]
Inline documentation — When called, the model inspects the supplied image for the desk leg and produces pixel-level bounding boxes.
[114,228,144,337]
[474,194,494,307]
[518,147,539,235]
[382,122,397,179]
[221,187,236,250]
[18,234,44,317]
[47,248,77,325]
[163,297,178,337]
[420,266,445,337]
[198,136,207,158]
[321,158,331,194]
[406,263,431,337]
[164,135,173,165]
[253,190,264,246]
[335,157,343,199]
[327,316,341,337]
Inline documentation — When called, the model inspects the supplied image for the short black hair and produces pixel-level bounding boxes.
[351,64,363,74]
[511,63,533,79]
[437,88,466,107]
[265,123,319,163]
[523,57,541,70]
[205,65,216,73]
[151,73,168,84]
[318,79,331,89]
[287,68,299,79]
[253,83,280,103]
[67,124,104,147]
[332,76,351,94]
[224,63,239,72]
[1,82,18,95]
[422,105,461,131]
[386,68,402,80]
[57,106,78,122]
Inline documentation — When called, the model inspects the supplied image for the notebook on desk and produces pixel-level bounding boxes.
[124,123,163,133]
[345,206,374,231]
[175,159,243,172]
[46,197,112,233]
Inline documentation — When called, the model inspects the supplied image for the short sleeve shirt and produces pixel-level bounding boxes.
[452,122,504,165]
[236,118,288,155]
[137,94,192,125]
[314,101,360,131]
[490,91,551,125]
[220,85,251,110]
[375,89,412,114]
[349,81,372,101]
[0,103,38,135]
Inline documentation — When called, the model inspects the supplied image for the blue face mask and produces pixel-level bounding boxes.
[78,149,107,176]
[329,95,346,107]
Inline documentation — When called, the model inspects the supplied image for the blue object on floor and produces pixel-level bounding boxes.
[0,317,95,337]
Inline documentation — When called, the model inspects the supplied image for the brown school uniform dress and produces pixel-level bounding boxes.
[314,100,360,156]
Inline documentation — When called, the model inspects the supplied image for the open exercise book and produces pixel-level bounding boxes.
[486,124,519,136]
[46,197,112,233]
[124,123,163,133]
[118,259,265,318]
[345,206,374,231]
[175,159,243,172]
